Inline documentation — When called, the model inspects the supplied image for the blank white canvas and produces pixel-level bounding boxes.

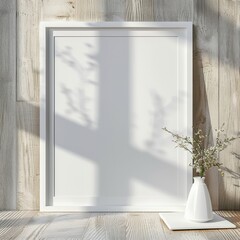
[40,22,192,211]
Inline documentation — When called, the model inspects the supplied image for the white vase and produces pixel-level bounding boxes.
[184,176,213,222]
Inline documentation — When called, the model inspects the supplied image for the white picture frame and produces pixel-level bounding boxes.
[40,22,192,212]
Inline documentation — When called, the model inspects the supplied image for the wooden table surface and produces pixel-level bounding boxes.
[0,211,239,239]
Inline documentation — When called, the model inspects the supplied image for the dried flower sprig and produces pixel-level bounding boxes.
[163,124,239,177]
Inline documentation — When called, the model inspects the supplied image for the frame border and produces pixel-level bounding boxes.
[40,22,192,212]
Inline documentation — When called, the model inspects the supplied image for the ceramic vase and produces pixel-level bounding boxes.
[184,176,213,222]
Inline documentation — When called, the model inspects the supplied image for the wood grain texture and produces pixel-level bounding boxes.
[126,0,154,21]
[217,211,240,240]
[75,0,104,21]
[17,0,41,101]
[17,102,40,210]
[16,0,42,210]
[0,0,16,210]
[15,212,92,239]
[101,213,127,239]
[0,211,35,239]
[153,0,178,21]
[126,213,166,240]
[42,0,76,20]
[13,0,240,210]
[153,0,192,21]
[17,0,80,210]
[219,0,240,210]
[0,211,239,240]
[193,0,219,210]
[103,0,125,21]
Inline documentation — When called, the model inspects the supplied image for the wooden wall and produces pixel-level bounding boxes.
[0,0,239,210]
[0,0,16,210]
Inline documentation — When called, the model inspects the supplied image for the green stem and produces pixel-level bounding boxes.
[199,166,205,178]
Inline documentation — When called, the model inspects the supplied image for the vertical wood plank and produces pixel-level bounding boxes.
[76,0,126,22]
[16,0,79,210]
[153,0,192,21]
[16,0,42,210]
[153,0,178,21]
[192,0,219,210]
[103,0,125,21]
[0,0,16,210]
[17,0,41,101]
[42,0,76,20]
[219,0,240,210]
[75,0,125,22]
[17,102,40,209]
[75,0,104,21]
[126,0,154,21]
